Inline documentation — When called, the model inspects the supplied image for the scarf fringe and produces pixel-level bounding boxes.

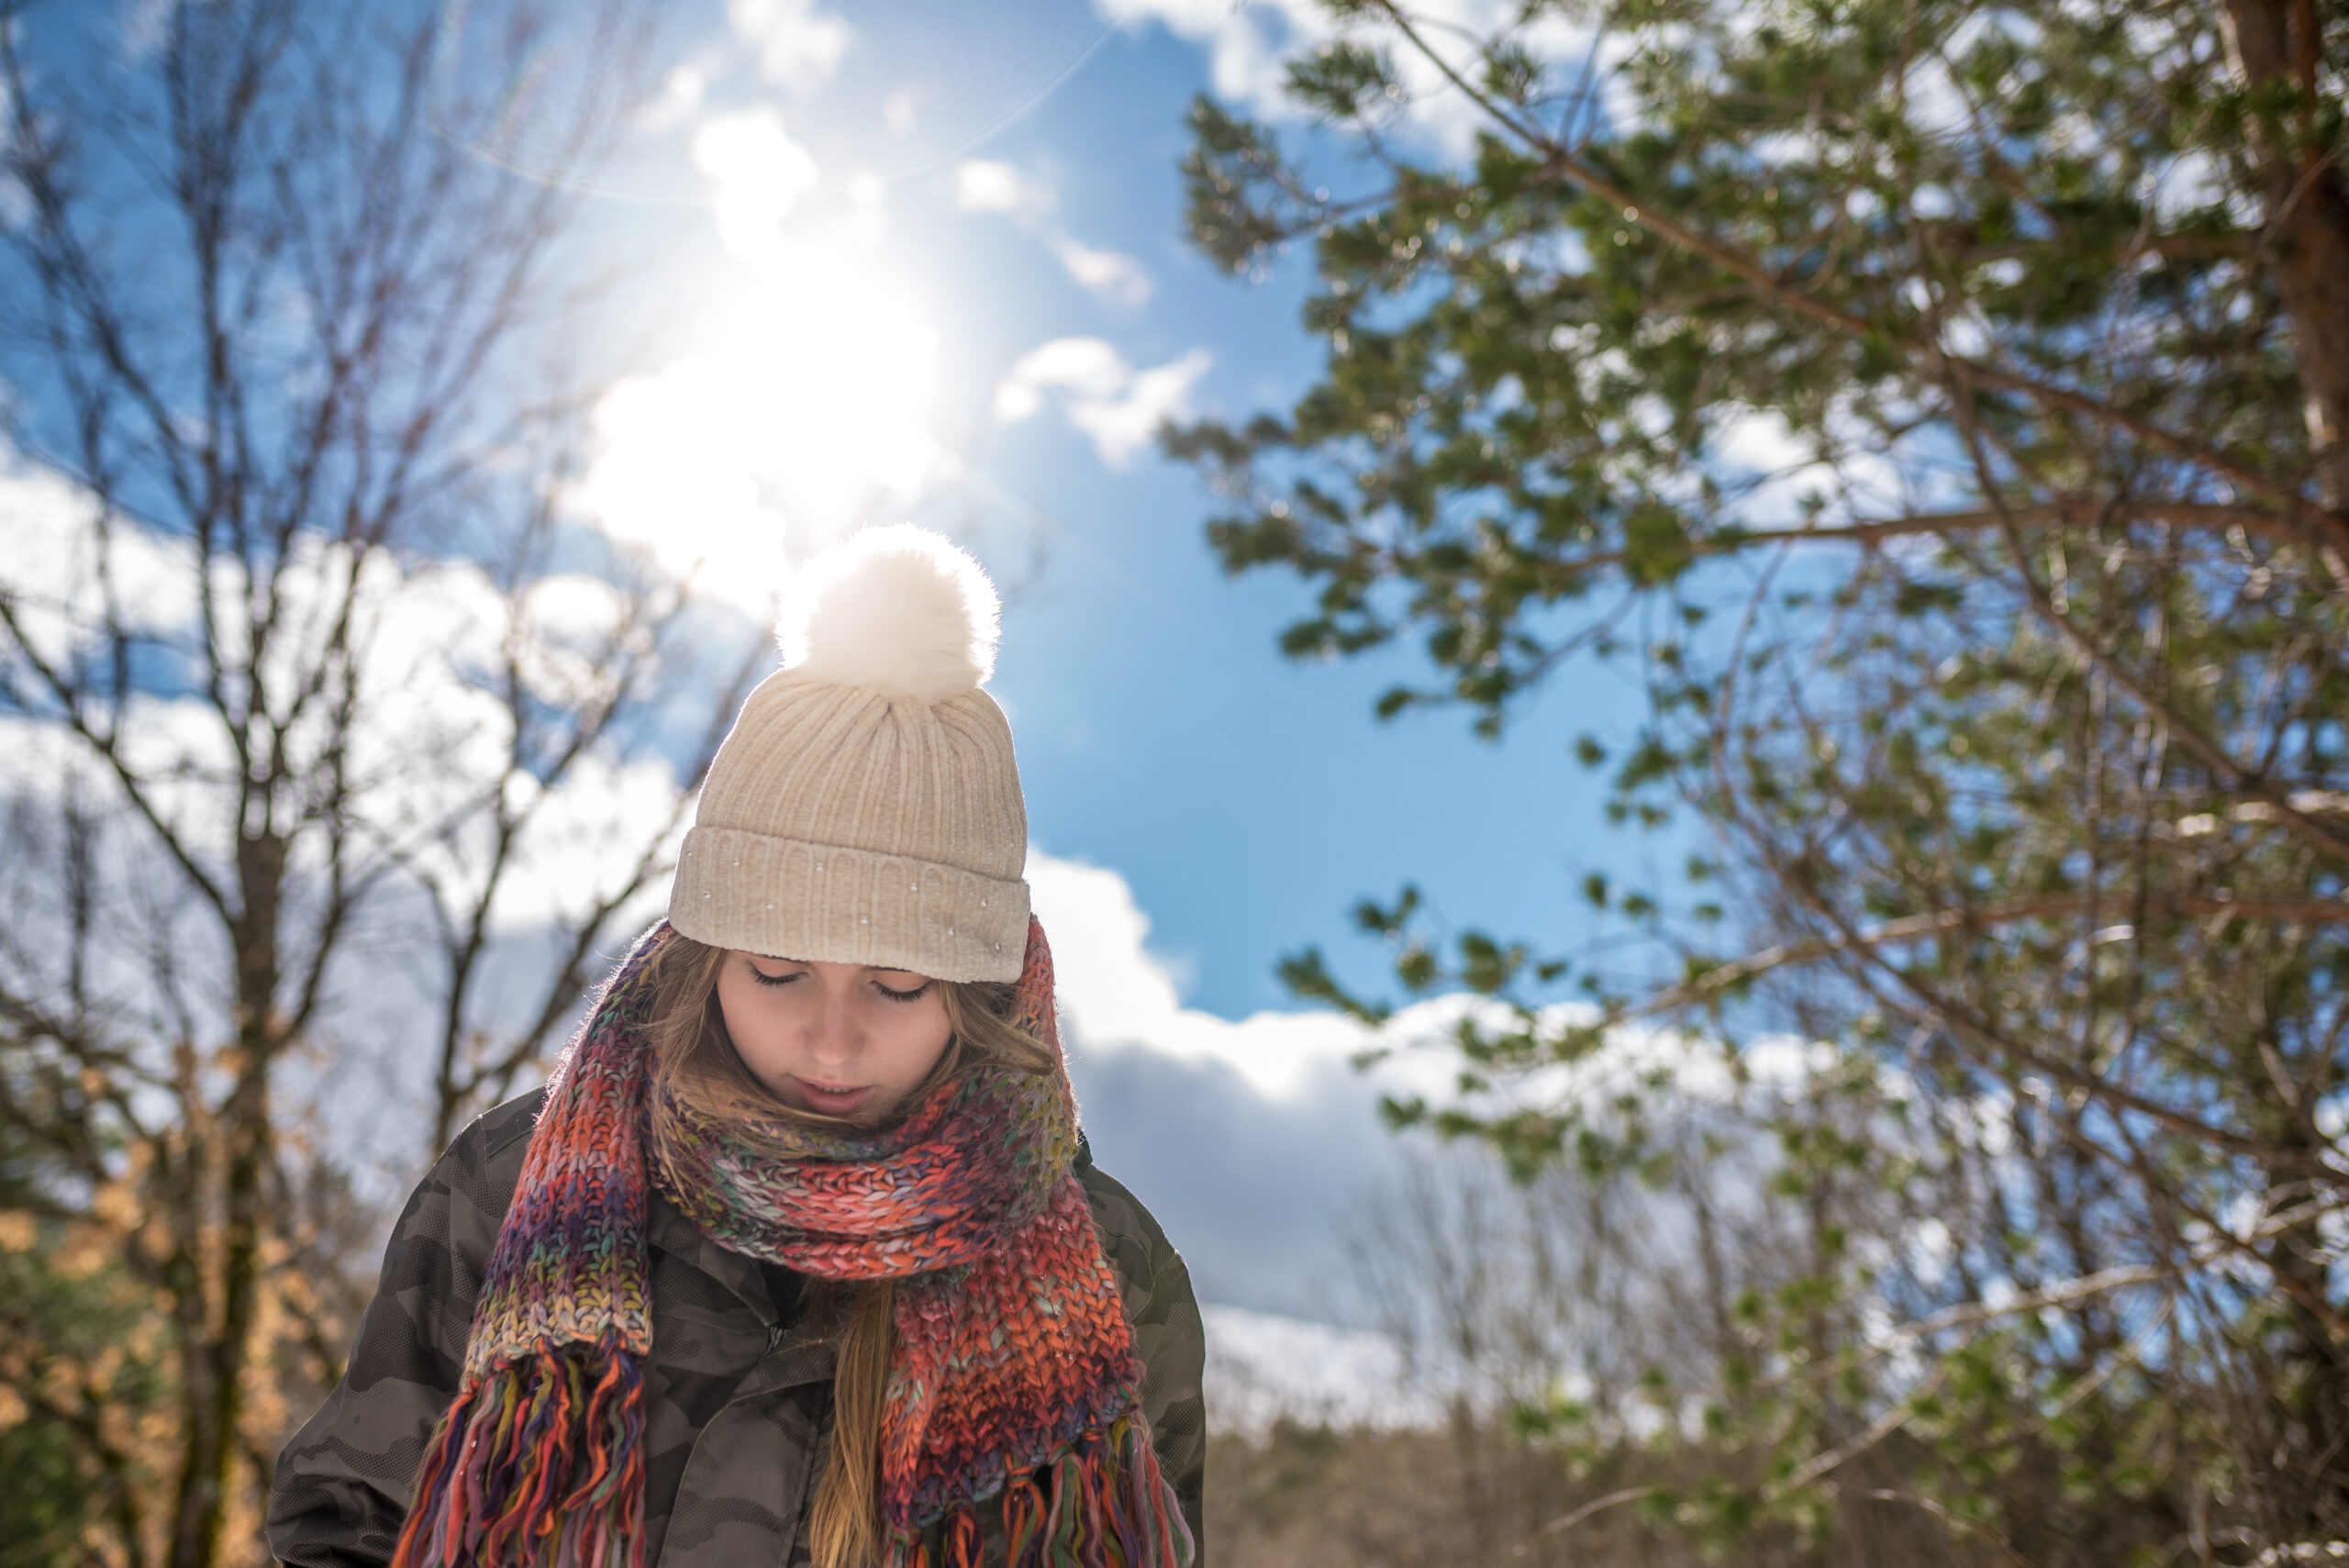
[392,1341,645,1568]
[883,1417,1195,1568]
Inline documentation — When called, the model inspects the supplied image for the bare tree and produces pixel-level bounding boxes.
[0,4,751,1565]
[1281,1086,1984,1568]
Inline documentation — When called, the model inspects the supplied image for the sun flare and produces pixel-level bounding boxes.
[577,109,938,609]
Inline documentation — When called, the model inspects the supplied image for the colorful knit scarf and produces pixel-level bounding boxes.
[391,917,1193,1568]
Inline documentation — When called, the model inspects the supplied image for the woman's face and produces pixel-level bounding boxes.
[715,951,953,1125]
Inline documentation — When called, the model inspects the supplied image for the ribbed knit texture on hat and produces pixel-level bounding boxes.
[668,528,1030,983]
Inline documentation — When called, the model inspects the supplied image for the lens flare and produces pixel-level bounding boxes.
[577,109,937,607]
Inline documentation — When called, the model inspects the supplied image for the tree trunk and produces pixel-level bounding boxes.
[2224,0,2349,513]
[169,827,285,1568]
[2265,1139,2349,1538]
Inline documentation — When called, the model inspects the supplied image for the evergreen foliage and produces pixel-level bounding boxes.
[1171,1,2349,1559]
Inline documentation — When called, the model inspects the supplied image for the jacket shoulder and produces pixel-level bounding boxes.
[417,1086,548,1233]
[1075,1160,1206,1544]
[1078,1162,1186,1313]
[468,1084,548,1156]
[1079,1162,1174,1253]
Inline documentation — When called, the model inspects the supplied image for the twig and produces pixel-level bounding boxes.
[1510,1485,1667,1553]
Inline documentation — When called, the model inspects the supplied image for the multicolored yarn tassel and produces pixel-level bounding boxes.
[394,917,1193,1568]
[908,1417,1186,1568]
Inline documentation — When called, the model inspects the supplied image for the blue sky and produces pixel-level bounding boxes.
[543,0,1690,1318]
[555,0,1678,1022]
[0,0,1690,1325]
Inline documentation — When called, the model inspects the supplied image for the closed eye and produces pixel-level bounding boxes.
[747,964,804,988]
[873,978,932,1003]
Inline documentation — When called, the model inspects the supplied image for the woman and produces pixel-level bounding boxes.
[267,528,1205,1568]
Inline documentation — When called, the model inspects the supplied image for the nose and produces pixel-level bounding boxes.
[797,965,864,1072]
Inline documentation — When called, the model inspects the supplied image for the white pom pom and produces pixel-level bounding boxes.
[779,525,1000,700]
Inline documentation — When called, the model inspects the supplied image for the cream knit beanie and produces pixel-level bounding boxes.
[667,526,1030,983]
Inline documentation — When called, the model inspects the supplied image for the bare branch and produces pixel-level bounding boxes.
[1630,893,2349,1021]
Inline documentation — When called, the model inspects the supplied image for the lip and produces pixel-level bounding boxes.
[789,1076,875,1117]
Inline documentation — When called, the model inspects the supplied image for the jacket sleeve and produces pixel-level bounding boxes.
[1079,1165,1208,1557]
[266,1101,531,1568]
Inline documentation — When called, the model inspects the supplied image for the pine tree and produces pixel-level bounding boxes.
[1172,3,2349,1557]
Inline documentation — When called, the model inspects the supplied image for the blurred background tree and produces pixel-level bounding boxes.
[1173,0,2349,1562]
[0,4,750,1565]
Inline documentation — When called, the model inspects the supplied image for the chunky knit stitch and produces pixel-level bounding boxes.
[391,917,1191,1568]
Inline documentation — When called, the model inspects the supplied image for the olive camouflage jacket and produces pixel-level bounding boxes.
[265,1091,1208,1568]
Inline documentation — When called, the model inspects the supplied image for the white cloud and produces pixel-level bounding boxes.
[1709,399,1931,533]
[1030,847,1846,1119]
[1030,851,1369,1097]
[1715,406,1817,475]
[117,0,174,61]
[993,338,1124,420]
[1095,0,1607,162]
[0,452,197,668]
[728,0,852,93]
[1204,1305,1441,1433]
[955,161,1152,306]
[485,751,692,931]
[1030,849,1549,1106]
[0,443,721,1202]
[0,441,701,946]
[954,160,1054,218]
[693,108,820,261]
[1025,848,1865,1337]
[636,64,709,135]
[1094,0,1330,119]
[993,338,1209,468]
[1068,351,1208,464]
[1048,235,1152,306]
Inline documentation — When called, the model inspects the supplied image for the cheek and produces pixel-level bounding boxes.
[877,1003,953,1089]
[713,975,786,1077]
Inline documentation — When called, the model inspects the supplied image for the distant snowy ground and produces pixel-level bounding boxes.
[1201,1304,1446,1434]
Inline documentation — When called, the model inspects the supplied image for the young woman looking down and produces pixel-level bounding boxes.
[267,528,1205,1568]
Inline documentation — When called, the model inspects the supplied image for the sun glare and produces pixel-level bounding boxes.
[577,108,938,610]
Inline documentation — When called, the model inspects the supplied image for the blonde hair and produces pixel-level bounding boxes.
[643,931,1053,1568]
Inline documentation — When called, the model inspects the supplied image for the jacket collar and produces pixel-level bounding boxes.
[648,1189,777,1324]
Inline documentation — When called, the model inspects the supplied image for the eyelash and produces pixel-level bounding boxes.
[748,967,931,1004]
